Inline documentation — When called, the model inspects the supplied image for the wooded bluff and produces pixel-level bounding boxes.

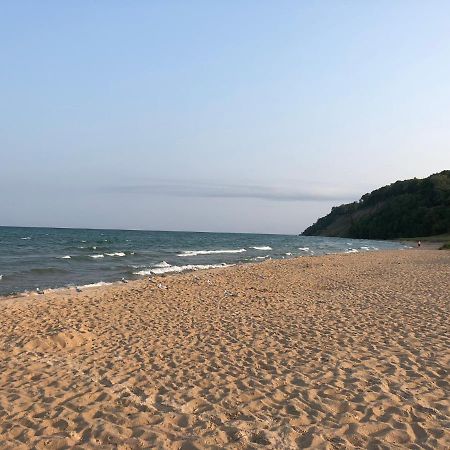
[302,171,450,239]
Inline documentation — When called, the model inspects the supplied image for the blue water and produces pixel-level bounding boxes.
[0,226,407,296]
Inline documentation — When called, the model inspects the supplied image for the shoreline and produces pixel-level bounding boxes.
[0,248,448,448]
[0,228,411,299]
[0,246,415,302]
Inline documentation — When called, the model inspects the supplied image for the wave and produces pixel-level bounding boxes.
[76,281,112,289]
[105,252,126,257]
[61,255,71,259]
[251,246,272,251]
[89,254,104,259]
[134,263,232,276]
[285,252,292,256]
[0,274,2,281]
[80,245,113,252]
[21,237,31,240]
[298,247,310,251]
[154,261,171,268]
[345,248,359,253]
[360,246,378,251]
[254,255,269,260]
[177,249,246,257]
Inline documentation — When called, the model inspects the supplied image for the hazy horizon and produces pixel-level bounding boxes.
[2,2,450,234]
[0,169,446,235]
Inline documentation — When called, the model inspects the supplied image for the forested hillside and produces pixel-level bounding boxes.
[302,171,450,239]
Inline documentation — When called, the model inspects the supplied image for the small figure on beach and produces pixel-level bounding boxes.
[417,241,421,248]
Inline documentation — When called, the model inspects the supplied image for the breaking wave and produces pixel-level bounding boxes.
[134,263,233,276]
[76,281,113,289]
[177,249,246,257]
[154,261,171,268]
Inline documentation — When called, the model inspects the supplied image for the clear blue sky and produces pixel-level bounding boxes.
[1,1,449,234]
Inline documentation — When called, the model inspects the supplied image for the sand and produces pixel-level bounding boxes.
[0,249,449,449]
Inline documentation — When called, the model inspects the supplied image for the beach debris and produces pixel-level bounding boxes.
[157,283,168,290]
[224,290,237,297]
[206,279,213,285]
[36,288,44,295]
[76,287,83,293]
[148,277,156,283]
[121,278,128,283]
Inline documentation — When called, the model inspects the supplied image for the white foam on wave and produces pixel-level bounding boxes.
[360,246,370,251]
[21,237,31,240]
[77,281,112,289]
[298,247,310,251]
[254,255,269,260]
[251,246,272,251]
[61,255,71,259]
[0,274,2,281]
[178,249,246,257]
[345,248,358,253]
[285,252,292,256]
[134,263,233,276]
[89,254,104,259]
[154,261,171,268]
[105,252,126,257]
[92,246,97,250]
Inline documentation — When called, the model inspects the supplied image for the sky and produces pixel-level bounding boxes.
[1,1,449,234]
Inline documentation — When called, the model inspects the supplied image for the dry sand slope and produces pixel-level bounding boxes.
[0,250,449,449]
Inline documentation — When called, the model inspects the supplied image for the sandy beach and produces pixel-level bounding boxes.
[0,249,448,449]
